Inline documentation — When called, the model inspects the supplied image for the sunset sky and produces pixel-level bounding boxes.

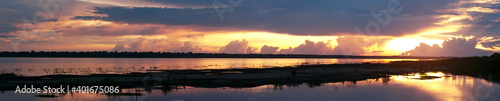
[1,0,500,56]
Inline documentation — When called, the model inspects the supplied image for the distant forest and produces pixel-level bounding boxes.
[0,51,451,59]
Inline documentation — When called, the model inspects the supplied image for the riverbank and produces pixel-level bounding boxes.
[0,51,450,59]
[0,54,498,91]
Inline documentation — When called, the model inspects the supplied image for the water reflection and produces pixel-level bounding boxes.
[1,72,499,101]
[390,72,498,101]
[0,58,420,76]
[393,72,446,80]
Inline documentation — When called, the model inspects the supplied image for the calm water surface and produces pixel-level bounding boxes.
[0,58,420,76]
[0,72,499,101]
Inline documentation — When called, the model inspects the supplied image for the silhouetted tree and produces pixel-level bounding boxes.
[492,53,500,57]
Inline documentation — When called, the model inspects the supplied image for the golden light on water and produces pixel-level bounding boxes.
[389,72,490,101]
[391,72,459,101]
[392,72,445,80]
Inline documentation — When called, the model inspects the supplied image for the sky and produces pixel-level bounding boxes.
[1,0,500,56]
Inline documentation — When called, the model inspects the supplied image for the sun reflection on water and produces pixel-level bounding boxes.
[392,72,446,80]
[389,72,491,101]
[1,71,498,101]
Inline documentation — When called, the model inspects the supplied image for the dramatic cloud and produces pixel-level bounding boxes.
[71,0,460,36]
[0,0,72,24]
[430,1,500,38]
[219,39,256,54]
[109,38,203,52]
[290,40,334,55]
[0,23,19,33]
[127,38,167,52]
[332,36,389,55]
[270,36,389,55]
[145,0,213,8]
[1,0,499,57]
[267,40,335,55]
[61,24,166,36]
[401,38,492,57]
[481,41,500,49]
[110,44,127,52]
[275,40,331,54]
[278,47,293,54]
[260,45,279,54]
[179,41,203,53]
[478,36,500,50]
[0,0,41,24]
[78,0,224,8]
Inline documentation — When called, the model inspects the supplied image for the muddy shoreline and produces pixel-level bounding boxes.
[1,55,499,92]
[0,63,444,91]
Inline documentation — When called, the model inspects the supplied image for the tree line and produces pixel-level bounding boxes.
[0,50,452,59]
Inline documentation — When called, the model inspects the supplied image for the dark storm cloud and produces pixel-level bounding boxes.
[0,0,39,24]
[402,38,492,57]
[481,40,500,49]
[61,25,164,36]
[448,3,500,37]
[145,0,214,7]
[72,0,460,36]
[0,23,19,33]
[71,16,104,20]
[456,12,500,36]
[0,0,70,34]
[43,18,58,22]
[0,0,69,24]
[0,36,16,38]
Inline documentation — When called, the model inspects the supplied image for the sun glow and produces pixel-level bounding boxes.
[384,38,444,55]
